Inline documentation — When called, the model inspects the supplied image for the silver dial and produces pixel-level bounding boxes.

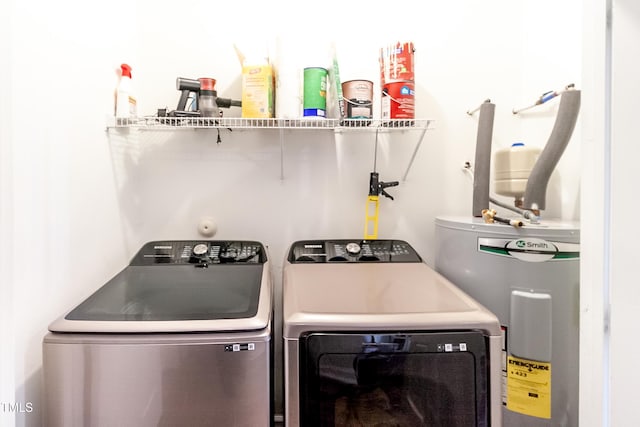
[345,242,361,255]
[193,243,209,256]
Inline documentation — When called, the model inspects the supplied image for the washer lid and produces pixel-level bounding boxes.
[283,262,500,338]
[49,263,271,333]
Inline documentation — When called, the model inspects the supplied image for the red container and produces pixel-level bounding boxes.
[381,80,415,120]
[198,77,216,91]
[379,41,415,85]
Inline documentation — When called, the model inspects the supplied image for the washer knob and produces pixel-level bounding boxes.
[345,242,361,255]
[192,243,209,257]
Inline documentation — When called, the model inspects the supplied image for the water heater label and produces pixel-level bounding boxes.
[478,237,579,262]
[507,355,551,419]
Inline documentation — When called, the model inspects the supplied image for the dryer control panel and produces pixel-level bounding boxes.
[288,239,422,263]
[131,240,267,265]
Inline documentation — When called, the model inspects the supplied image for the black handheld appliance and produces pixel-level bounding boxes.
[160,77,241,118]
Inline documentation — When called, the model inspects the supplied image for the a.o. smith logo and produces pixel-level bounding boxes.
[478,237,579,262]
[505,238,557,261]
[513,239,553,251]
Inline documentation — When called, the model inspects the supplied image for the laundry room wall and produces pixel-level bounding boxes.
[2,1,134,425]
[1,0,15,421]
[2,0,586,426]
[604,0,640,424]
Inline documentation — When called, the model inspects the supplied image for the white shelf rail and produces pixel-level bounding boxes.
[107,116,433,131]
[106,116,434,180]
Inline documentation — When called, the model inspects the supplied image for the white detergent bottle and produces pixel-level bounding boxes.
[115,63,137,121]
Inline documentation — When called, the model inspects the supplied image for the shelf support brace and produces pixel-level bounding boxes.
[402,126,428,181]
[280,127,285,180]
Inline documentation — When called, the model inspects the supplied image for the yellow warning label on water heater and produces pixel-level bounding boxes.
[506,356,551,419]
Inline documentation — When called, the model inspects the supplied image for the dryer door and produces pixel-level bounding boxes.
[298,331,491,427]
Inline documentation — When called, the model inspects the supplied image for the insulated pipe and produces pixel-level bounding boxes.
[489,196,540,223]
[472,101,496,217]
[522,90,581,211]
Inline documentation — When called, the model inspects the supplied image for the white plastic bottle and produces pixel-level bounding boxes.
[115,63,137,120]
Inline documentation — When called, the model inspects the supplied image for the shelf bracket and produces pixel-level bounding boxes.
[402,126,429,181]
[280,127,285,180]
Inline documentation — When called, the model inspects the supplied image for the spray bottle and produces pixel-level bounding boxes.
[115,63,137,121]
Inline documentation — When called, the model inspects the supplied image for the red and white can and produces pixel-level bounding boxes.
[381,80,415,120]
[379,41,415,85]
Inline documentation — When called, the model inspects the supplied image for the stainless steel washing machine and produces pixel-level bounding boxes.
[282,239,502,427]
[43,240,273,427]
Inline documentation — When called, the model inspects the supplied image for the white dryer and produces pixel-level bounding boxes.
[282,239,502,427]
[43,240,273,427]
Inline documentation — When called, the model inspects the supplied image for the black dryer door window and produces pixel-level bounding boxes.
[299,331,490,427]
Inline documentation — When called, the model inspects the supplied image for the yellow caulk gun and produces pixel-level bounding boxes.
[364,172,399,240]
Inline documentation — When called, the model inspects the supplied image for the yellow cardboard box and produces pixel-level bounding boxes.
[241,64,274,118]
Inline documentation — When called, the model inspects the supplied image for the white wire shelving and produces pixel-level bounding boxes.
[107,116,433,132]
[106,116,434,180]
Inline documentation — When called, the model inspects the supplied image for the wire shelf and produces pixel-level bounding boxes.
[108,116,433,131]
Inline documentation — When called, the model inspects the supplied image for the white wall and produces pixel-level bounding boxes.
[116,0,582,260]
[2,1,133,425]
[580,1,640,426]
[580,0,609,425]
[1,0,16,420]
[609,0,640,424]
[1,0,587,425]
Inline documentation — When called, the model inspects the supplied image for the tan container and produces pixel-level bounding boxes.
[494,142,542,197]
[341,80,373,119]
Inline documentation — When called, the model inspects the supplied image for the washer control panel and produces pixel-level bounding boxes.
[288,239,422,263]
[131,240,267,265]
